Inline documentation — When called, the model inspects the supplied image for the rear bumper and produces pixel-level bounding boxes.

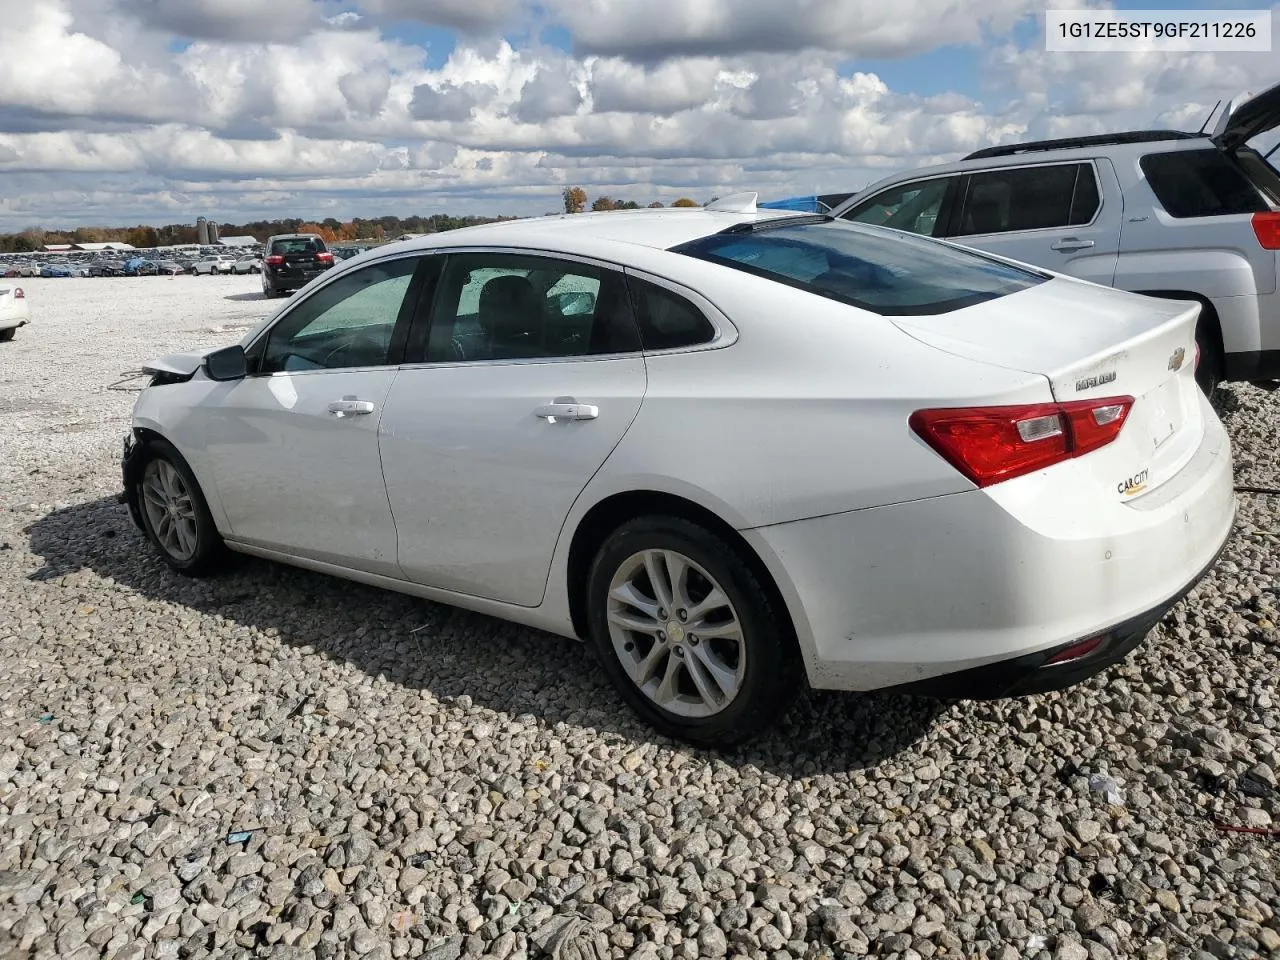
[743,402,1236,693]
[265,265,331,289]
[889,529,1230,699]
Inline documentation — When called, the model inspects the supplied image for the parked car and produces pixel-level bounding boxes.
[2,268,20,279]
[830,81,1280,396]
[155,260,186,276]
[0,283,28,341]
[232,256,261,275]
[89,261,125,277]
[39,265,73,278]
[260,233,335,296]
[192,256,236,275]
[120,201,1234,746]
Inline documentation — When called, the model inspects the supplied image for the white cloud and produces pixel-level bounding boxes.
[1,0,1277,230]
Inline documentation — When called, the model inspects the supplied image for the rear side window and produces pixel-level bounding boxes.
[953,163,1099,236]
[673,220,1044,316]
[271,236,326,255]
[1140,149,1268,218]
[627,278,716,350]
[841,177,956,237]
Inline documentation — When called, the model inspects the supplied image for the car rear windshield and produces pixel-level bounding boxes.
[271,237,325,254]
[672,219,1045,316]
[1140,148,1271,217]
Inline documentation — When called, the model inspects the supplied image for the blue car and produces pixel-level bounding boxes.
[39,264,73,278]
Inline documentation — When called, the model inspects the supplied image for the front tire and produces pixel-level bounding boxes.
[0,328,14,342]
[586,515,801,748]
[134,440,228,576]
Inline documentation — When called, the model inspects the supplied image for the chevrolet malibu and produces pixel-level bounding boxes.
[121,199,1235,746]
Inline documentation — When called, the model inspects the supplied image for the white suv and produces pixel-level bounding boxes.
[831,83,1280,395]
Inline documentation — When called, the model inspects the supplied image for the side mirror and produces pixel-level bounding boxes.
[204,344,247,381]
[554,290,596,317]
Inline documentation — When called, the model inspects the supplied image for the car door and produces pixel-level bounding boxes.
[839,175,962,238]
[379,249,648,606]
[942,160,1121,285]
[200,253,431,576]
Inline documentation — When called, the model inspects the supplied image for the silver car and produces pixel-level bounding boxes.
[831,81,1280,395]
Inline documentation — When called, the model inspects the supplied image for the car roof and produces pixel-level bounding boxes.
[386,208,803,259]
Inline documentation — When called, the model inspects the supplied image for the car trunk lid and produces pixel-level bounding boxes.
[1209,80,1280,151]
[893,278,1204,499]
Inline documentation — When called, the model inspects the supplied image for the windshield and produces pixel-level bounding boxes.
[672,219,1046,316]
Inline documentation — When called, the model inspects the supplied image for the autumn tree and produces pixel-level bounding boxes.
[591,196,618,212]
[671,198,699,207]
[563,186,587,213]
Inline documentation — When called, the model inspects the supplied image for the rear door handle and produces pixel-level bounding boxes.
[328,397,376,418]
[1050,238,1095,251]
[534,401,599,422]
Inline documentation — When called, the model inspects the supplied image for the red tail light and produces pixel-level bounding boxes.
[264,255,285,266]
[1253,212,1280,250]
[909,396,1134,487]
[13,287,23,299]
[1194,341,1201,371]
[316,252,334,263]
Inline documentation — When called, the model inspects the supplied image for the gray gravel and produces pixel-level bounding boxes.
[1,276,1278,960]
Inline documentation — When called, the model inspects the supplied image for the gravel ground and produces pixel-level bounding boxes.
[1,275,1278,960]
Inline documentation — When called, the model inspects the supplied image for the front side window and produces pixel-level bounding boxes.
[953,163,1098,236]
[425,253,640,362]
[841,177,956,237]
[260,257,419,373]
[673,220,1044,316]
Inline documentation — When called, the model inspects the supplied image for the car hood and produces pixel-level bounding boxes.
[1210,79,1280,149]
[141,350,209,377]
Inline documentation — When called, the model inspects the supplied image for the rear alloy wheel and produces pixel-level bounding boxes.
[587,515,800,747]
[136,442,227,576]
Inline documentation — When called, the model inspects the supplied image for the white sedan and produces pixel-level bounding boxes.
[0,282,28,341]
[120,198,1235,745]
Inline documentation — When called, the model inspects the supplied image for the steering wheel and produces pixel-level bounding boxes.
[320,332,386,368]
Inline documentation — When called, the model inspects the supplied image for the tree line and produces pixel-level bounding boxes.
[0,213,517,253]
[0,190,709,254]
[561,188,700,213]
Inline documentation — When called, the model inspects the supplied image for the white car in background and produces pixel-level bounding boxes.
[120,198,1235,746]
[0,283,29,341]
[231,257,262,275]
[192,256,236,275]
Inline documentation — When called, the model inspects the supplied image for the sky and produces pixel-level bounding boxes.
[0,0,1276,230]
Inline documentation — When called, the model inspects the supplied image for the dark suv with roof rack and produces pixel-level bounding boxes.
[830,82,1280,395]
[261,233,336,298]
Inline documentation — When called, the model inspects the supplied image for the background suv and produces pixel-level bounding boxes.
[832,82,1280,395]
[261,233,335,297]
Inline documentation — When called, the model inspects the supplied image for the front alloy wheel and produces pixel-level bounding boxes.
[140,458,199,563]
[134,441,227,576]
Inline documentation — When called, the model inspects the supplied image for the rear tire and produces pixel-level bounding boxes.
[0,328,14,342]
[586,515,801,748]
[133,439,229,577]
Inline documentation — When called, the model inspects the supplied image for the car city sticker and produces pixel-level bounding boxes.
[1117,468,1149,497]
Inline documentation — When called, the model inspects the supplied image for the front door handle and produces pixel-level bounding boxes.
[534,401,599,422]
[1050,237,1095,251]
[328,397,376,418]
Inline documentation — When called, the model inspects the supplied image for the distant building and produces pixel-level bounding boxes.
[197,217,210,245]
[217,236,260,248]
[73,242,136,252]
[42,244,72,252]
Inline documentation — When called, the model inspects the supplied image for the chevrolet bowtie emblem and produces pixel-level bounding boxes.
[1168,346,1185,372]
